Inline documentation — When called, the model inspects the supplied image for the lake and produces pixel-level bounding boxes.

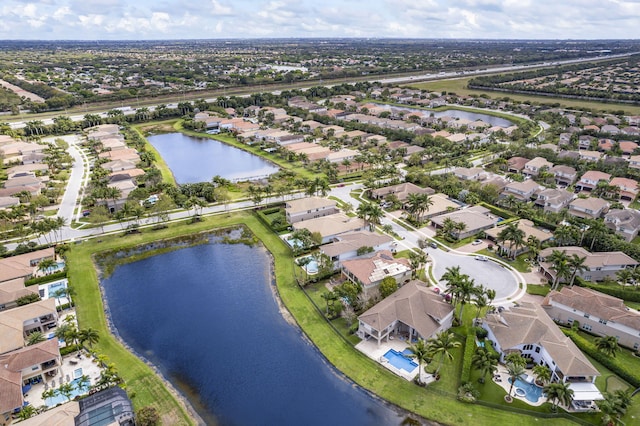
[148,133,279,183]
[101,234,406,426]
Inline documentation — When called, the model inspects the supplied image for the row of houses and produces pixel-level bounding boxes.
[0,135,49,203]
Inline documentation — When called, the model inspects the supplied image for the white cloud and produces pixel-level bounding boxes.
[210,0,234,16]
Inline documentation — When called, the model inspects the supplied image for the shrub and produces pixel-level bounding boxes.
[25,270,67,287]
[457,383,480,403]
[460,331,476,384]
[60,344,80,356]
[136,406,160,426]
[16,293,41,306]
[474,327,488,340]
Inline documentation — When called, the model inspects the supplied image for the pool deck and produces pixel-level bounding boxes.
[492,367,548,407]
[356,338,437,383]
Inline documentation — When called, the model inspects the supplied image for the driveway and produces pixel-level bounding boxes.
[428,248,520,302]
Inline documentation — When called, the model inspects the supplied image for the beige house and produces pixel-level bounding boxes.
[543,286,640,351]
[369,182,434,203]
[549,165,577,186]
[534,188,575,213]
[292,213,366,244]
[538,246,638,283]
[0,278,39,312]
[341,250,412,299]
[430,205,498,240]
[501,180,540,201]
[567,197,610,219]
[605,209,640,242]
[357,280,454,346]
[0,298,58,354]
[285,197,338,223]
[610,177,639,201]
[483,302,602,410]
[0,248,55,285]
[523,157,553,177]
[485,220,553,257]
[320,231,394,266]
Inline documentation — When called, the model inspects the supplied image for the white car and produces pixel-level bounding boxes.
[472,239,483,246]
[474,255,488,262]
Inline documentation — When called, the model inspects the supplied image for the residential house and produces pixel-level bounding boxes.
[285,197,338,224]
[598,139,614,152]
[357,280,454,347]
[419,193,461,219]
[320,231,394,267]
[629,155,640,170]
[341,250,412,299]
[609,177,639,201]
[538,246,638,283]
[578,135,595,150]
[0,196,20,210]
[507,157,529,173]
[105,179,137,213]
[483,302,602,411]
[501,180,540,201]
[619,141,638,155]
[534,188,575,213]
[523,157,553,177]
[604,209,640,242]
[0,298,58,354]
[292,213,366,244]
[0,248,55,285]
[326,148,359,164]
[601,125,620,135]
[485,220,553,257]
[0,278,38,312]
[576,171,611,192]
[369,183,435,204]
[430,205,498,240]
[549,165,577,186]
[578,150,603,162]
[75,386,135,426]
[543,286,640,351]
[453,167,485,181]
[567,197,610,219]
[0,339,62,422]
[101,159,137,173]
[558,133,573,146]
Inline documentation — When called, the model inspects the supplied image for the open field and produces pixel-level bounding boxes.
[405,78,640,115]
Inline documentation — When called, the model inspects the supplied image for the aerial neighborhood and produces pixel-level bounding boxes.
[1,39,640,426]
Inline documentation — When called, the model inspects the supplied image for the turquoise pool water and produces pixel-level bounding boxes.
[296,255,319,274]
[383,349,418,373]
[45,378,90,407]
[73,368,83,379]
[508,376,543,403]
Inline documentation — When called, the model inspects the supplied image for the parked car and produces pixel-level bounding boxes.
[472,239,483,246]
[430,242,438,249]
[474,255,488,261]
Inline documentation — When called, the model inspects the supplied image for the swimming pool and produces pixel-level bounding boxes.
[508,376,543,403]
[43,262,66,274]
[296,255,319,275]
[73,368,83,379]
[44,377,90,407]
[383,349,418,373]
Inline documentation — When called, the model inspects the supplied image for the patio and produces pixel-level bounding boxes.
[356,336,436,383]
[24,351,103,409]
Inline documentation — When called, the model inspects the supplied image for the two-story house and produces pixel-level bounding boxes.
[0,248,56,285]
[534,188,575,213]
[575,171,611,192]
[543,286,640,351]
[507,157,529,173]
[523,157,553,177]
[0,298,58,354]
[341,250,412,299]
[578,150,603,162]
[320,231,394,268]
[483,302,602,411]
[549,165,578,186]
[567,197,610,219]
[604,209,640,242]
[453,167,485,181]
[285,197,339,224]
[538,246,638,283]
[609,177,639,201]
[501,180,541,201]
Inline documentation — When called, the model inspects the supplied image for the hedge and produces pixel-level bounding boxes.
[25,270,67,287]
[575,278,640,303]
[460,330,476,384]
[478,202,515,219]
[563,329,640,389]
[60,344,81,356]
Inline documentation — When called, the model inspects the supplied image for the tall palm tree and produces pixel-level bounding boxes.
[549,250,571,290]
[427,331,461,378]
[474,292,488,321]
[567,254,588,287]
[56,382,75,402]
[408,338,431,384]
[506,361,526,400]
[79,328,100,349]
[532,364,551,386]
[442,266,463,304]
[543,381,574,411]
[408,250,427,279]
[472,348,498,384]
[455,275,478,321]
[595,335,620,358]
[26,331,45,346]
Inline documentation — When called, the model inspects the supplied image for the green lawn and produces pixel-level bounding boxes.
[405,78,640,115]
[476,249,532,273]
[67,210,589,425]
[133,123,176,186]
[526,284,551,297]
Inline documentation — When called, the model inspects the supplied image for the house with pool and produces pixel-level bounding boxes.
[482,302,603,410]
[320,231,394,268]
[0,298,58,354]
[292,213,366,244]
[357,280,454,346]
[285,196,338,224]
[0,338,62,422]
[340,250,412,299]
[0,248,56,285]
[538,246,638,283]
[0,278,39,312]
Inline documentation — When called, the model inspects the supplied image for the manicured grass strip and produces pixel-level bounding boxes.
[132,124,176,186]
[526,285,551,297]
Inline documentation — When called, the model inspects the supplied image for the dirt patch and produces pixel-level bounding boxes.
[140,123,176,134]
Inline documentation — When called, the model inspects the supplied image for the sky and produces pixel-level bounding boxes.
[0,0,639,40]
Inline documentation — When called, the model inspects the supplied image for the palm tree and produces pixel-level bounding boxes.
[407,338,431,384]
[17,405,36,421]
[532,364,551,386]
[616,268,633,287]
[41,388,56,402]
[26,331,45,346]
[56,382,75,402]
[595,335,620,358]
[455,275,478,321]
[549,250,571,290]
[408,250,427,279]
[75,374,91,393]
[506,361,526,400]
[427,331,460,378]
[37,258,56,276]
[543,381,574,411]
[598,393,626,426]
[586,220,609,251]
[567,254,588,287]
[472,348,498,384]
[442,266,463,304]
[474,292,488,321]
[497,222,525,259]
[79,328,100,349]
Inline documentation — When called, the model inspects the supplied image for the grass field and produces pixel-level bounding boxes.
[405,78,640,115]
